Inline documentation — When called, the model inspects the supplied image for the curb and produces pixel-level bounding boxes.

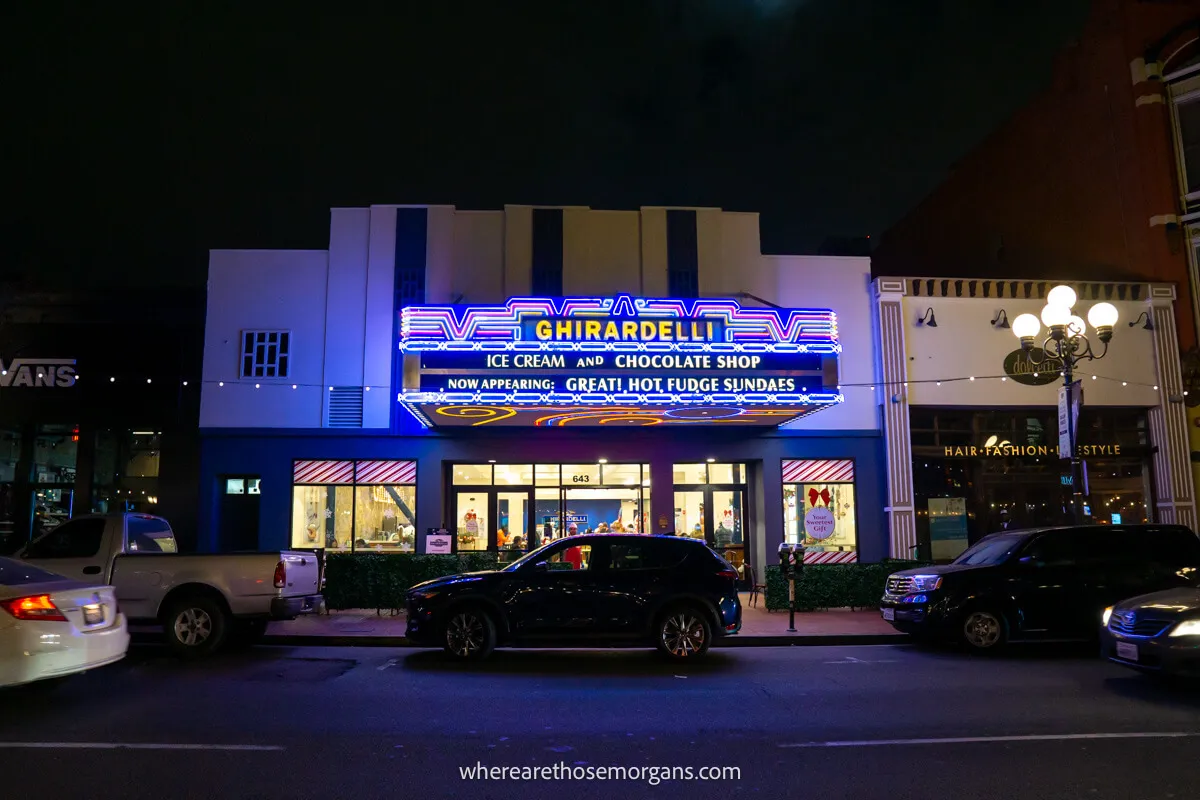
[238,633,911,648]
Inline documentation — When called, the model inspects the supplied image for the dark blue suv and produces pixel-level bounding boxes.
[406,534,742,661]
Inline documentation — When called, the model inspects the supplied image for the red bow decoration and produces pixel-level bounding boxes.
[808,488,833,508]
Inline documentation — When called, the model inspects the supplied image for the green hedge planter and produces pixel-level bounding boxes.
[323,552,929,614]
[763,559,931,611]
[323,552,500,612]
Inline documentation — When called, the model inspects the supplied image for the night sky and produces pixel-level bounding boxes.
[9,1,1091,289]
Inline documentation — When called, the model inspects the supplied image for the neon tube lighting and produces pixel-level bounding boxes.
[400,294,839,351]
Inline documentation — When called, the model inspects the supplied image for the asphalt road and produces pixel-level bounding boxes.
[1,641,1198,800]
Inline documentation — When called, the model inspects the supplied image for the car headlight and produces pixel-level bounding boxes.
[1102,606,1113,626]
[910,575,943,592]
[1168,619,1200,637]
[410,589,439,601]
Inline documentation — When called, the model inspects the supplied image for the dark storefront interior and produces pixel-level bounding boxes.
[911,407,1153,561]
[0,290,203,553]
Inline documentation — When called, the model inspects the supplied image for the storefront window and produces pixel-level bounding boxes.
[92,429,162,515]
[493,464,533,485]
[708,463,744,485]
[782,459,858,563]
[293,485,354,549]
[535,465,560,486]
[673,463,708,484]
[562,464,600,486]
[453,464,492,485]
[910,408,1153,560]
[355,485,417,552]
[291,460,416,551]
[600,462,641,486]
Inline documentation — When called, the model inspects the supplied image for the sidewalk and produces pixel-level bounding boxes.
[262,592,906,647]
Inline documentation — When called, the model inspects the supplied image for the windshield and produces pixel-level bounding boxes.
[952,533,1026,566]
[502,539,564,572]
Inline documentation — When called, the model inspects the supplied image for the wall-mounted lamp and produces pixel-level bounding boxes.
[991,309,1010,329]
[917,308,938,327]
[1129,311,1154,330]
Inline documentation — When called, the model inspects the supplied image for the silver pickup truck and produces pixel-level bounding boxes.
[20,513,321,657]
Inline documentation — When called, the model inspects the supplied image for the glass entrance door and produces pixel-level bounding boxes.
[561,486,645,535]
[454,489,489,552]
[496,489,531,564]
[711,489,745,564]
[673,488,745,568]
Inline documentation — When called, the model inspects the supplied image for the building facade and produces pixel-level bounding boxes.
[197,205,884,576]
[0,289,204,553]
[873,276,1195,562]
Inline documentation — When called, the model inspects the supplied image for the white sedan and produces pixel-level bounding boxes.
[0,557,129,688]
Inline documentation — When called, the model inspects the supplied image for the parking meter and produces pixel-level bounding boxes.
[778,543,800,632]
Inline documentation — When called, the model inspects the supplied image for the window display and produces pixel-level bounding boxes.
[782,459,858,563]
[290,460,416,551]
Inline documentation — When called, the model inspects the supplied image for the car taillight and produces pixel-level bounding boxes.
[718,569,738,581]
[273,561,287,589]
[1,594,68,622]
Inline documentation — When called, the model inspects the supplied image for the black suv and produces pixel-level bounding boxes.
[405,534,742,660]
[880,524,1200,652]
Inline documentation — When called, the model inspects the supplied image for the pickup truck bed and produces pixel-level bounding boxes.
[20,513,322,657]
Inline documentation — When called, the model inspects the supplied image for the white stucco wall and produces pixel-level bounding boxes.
[771,256,876,432]
[201,249,330,428]
[902,296,1160,408]
[201,205,879,435]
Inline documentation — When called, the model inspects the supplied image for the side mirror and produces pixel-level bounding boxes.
[530,560,550,573]
[1018,556,1043,567]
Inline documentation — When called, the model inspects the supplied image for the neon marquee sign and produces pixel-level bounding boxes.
[397,294,843,427]
[401,294,838,353]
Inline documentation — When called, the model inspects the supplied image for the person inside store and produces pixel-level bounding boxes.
[497,527,508,548]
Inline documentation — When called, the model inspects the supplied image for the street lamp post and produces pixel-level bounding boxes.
[1010,286,1119,524]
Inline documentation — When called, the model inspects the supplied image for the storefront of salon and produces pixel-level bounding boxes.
[874,277,1197,562]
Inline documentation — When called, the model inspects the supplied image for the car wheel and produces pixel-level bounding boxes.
[164,596,229,658]
[442,606,496,661]
[960,608,1007,653]
[656,606,713,660]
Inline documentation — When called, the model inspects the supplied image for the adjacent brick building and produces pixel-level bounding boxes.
[873,0,1200,350]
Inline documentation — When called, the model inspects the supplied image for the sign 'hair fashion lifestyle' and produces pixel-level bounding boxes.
[396,294,844,428]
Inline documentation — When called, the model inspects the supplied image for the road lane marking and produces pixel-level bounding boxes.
[0,742,285,751]
[822,656,898,664]
[378,658,398,671]
[780,732,1200,748]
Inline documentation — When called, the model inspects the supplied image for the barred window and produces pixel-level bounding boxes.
[241,330,290,379]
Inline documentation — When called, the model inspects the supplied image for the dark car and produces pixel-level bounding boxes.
[405,534,742,661]
[1100,584,1200,678]
[879,524,1200,652]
